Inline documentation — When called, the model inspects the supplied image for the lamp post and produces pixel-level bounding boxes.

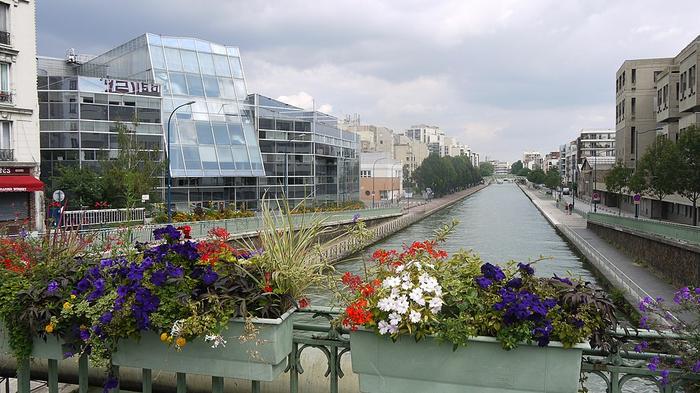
[593,148,597,213]
[371,156,390,208]
[166,101,195,222]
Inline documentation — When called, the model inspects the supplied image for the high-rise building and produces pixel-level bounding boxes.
[38,33,359,210]
[0,0,43,231]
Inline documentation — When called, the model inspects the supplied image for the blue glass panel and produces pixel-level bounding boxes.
[164,48,182,71]
[186,74,205,97]
[169,72,188,95]
[198,53,216,75]
[178,120,197,144]
[231,146,250,169]
[228,123,245,144]
[218,77,235,98]
[233,79,247,100]
[169,145,184,169]
[196,121,215,144]
[180,50,199,73]
[199,146,219,169]
[242,123,258,146]
[147,34,162,46]
[211,42,227,55]
[229,57,243,78]
[217,147,235,169]
[150,46,165,69]
[226,47,240,57]
[154,70,170,94]
[212,122,229,144]
[162,36,180,48]
[182,146,201,169]
[179,38,196,51]
[213,55,230,76]
[166,121,179,143]
[195,39,211,53]
[203,75,220,97]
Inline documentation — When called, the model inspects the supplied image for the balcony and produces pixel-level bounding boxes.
[0,148,13,161]
[0,31,9,46]
[0,91,11,104]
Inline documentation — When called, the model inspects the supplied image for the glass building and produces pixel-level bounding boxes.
[37,34,359,210]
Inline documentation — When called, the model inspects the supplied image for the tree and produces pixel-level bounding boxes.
[402,164,416,192]
[479,162,494,177]
[101,123,165,210]
[677,126,700,225]
[604,161,633,215]
[510,160,523,174]
[517,167,531,177]
[413,153,481,197]
[544,169,561,190]
[526,168,546,185]
[51,165,104,208]
[636,136,681,204]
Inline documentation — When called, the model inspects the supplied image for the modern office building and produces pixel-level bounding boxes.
[0,0,43,231]
[37,33,359,210]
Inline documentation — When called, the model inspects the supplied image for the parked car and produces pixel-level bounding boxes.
[562,187,570,195]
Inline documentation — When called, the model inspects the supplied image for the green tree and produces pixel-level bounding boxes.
[517,167,531,177]
[526,168,546,184]
[636,136,682,204]
[50,165,104,208]
[510,160,523,174]
[604,161,633,215]
[544,169,561,190]
[677,126,700,225]
[101,123,165,210]
[413,153,481,196]
[479,162,494,177]
[402,164,416,192]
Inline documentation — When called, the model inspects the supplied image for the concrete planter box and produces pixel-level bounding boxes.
[112,308,295,381]
[350,330,587,393]
[0,322,66,359]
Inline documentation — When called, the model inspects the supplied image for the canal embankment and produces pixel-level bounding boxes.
[517,184,678,317]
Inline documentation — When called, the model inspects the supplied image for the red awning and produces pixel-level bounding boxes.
[0,176,44,192]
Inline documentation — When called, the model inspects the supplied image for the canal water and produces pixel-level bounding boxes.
[329,183,598,286]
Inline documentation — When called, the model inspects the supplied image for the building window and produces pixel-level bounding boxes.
[631,126,636,155]
[0,122,9,150]
[631,68,636,84]
[690,65,696,95]
[0,3,7,45]
[631,97,636,115]
[0,63,8,95]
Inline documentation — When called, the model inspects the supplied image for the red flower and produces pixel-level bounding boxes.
[298,298,310,309]
[342,298,373,330]
[342,272,363,291]
[209,227,230,240]
[177,225,192,239]
[264,285,273,293]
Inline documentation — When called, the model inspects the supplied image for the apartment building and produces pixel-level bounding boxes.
[576,128,615,166]
[615,58,673,167]
[405,124,444,156]
[393,133,428,185]
[339,121,394,156]
[522,151,542,170]
[563,141,577,186]
[543,151,560,173]
[0,0,43,231]
[359,151,402,206]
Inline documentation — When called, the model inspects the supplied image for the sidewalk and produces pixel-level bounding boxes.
[519,185,678,320]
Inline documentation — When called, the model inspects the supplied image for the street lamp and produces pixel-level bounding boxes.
[371,156,391,208]
[166,101,195,222]
[390,163,401,206]
[593,148,597,213]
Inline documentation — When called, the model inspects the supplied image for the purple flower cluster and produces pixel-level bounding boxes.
[633,340,649,353]
[474,263,506,289]
[47,280,60,295]
[517,263,534,276]
[493,286,558,346]
[153,225,181,242]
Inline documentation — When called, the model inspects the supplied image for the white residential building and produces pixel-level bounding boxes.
[405,124,444,156]
[522,151,542,170]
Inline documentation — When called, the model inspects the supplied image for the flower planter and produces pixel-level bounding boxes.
[0,322,66,359]
[112,308,295,381]
[350,330,588,393]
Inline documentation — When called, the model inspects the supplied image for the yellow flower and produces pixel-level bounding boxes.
[160,333,169,342]
[175,337,186,348]
[62,302,72,310]
[70,294,76,300]
[45,323,54,334]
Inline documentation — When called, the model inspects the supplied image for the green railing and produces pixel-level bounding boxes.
[75,207,403,244]
[3,306,699,393]
[587,212,700,247]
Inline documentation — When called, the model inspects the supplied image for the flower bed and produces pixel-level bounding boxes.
[338,223,618,392]
[0,204,328,391]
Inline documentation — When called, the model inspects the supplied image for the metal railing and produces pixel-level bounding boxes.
[0,92,11,104]
[73,207,403,244]
[0,31,9,46]
[3,307,699,393]
[588,212,700,247]
[60,208,146,228]
[0,149,13,161]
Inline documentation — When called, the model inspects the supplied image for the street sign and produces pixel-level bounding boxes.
[633,194,641,205]
[52,190,65,202]
[592,192,600,202]
[141,194,150,203]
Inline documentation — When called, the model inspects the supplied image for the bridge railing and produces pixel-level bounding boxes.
[4,306,699,393]
[60,208,146,228]
[587,212,700,247]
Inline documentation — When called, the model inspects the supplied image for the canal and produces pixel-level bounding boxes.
[330,182,598,287]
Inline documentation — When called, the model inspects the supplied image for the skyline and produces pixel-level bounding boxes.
[36,0,700,162]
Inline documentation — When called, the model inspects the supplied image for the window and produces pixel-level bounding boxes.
[185,74,204,97]
[622,71,626,86]
[0,3,8,45]
[690,65,696,94]
[0,122,9,150]
[180,50,200,74]
[631,68,636,84]
[213,55,230,76]
[681,72,687,98]
[663,85,668,108]
[202,75,220,97]
[631,126,636,154]
[164,48,183,71]
[0,63,8,95]
[631,97,636,115]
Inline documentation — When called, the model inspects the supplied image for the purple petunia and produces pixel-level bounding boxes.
[150,270,167,287]
[659,369,670,385]
[517,263,535,276]
[639,315,650,329]
[673,287,690,304]
[153,225,181,242]
[76,278,91,293]
[99,311,113,325]
[202,268,219,286]
[552,275,573,286]
[475,276,493,289]
[693,360,700,373]
[506,277,522,289]
[79,329,91,342]
[481,263,506,282]
[634,341,649,353]
[103,376,118,393]
[47,280,60,295]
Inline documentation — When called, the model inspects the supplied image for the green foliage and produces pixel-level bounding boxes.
[51,165,104,208]
[517,167,531,177]
[510,160,524,174]
[636,136,682,202]
[604,161,633,215]
[526,168,546,184]
[413,154,481,196]
[544,169,561,190]
[479,162,494,177]
[677,126,700,225]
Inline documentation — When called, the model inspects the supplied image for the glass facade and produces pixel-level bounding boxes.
[38,34,359,210]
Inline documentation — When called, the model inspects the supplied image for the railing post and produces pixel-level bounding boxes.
[329,346,339,393]
[251,380,261,393]
[142,368,152,393]
[47,359,58,393]
[16,357,30,393]
[78,354,88,393]
[176,372,187,393]
[289,342,299,393]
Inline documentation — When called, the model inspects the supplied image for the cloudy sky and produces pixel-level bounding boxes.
[37,0,700,162]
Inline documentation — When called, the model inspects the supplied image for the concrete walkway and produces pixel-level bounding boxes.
[518,185,678,318]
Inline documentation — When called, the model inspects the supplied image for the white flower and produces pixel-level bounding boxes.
[390,287,401,298]
[389,312,402,326]
[433,286,443,297]
[429,297,444,314]
[378,296,394,312]
[205,334,227,349]
[401,280,413,290]
[382,276,401,288]
[409,287,426,306]
[409,310,422,323]
[419,273,439,293]
[170,319,185,337]
[378,320,391,335]
[394,296,410,314]
[395,265,405,273]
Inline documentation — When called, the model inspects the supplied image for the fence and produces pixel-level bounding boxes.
[3,307,699,393]
[587,212,700,247]
[60,208,146,228]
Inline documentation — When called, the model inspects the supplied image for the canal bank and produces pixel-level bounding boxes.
[517,184,677,318]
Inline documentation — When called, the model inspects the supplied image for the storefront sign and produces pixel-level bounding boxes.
[103,78,161,96]
[0,167,31,175]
